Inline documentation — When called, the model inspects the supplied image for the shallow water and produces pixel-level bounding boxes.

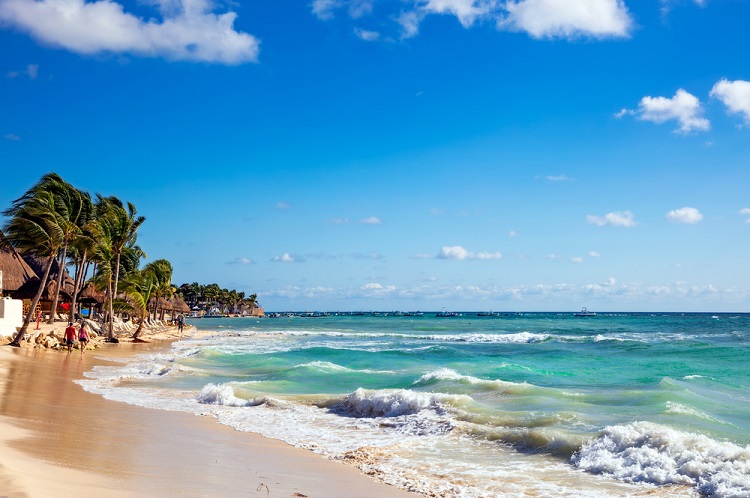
[78,312,750,497]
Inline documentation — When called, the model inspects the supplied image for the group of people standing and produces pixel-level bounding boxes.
[64,321,89,354]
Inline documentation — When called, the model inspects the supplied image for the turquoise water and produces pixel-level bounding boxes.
[79,313,750,497]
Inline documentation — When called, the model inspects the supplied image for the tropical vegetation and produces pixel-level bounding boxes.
[0,173,193,346]
[176,282,259,316]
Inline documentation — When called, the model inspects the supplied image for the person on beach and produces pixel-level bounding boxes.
[177,314,184,333]
[78,322,89,355]
[64,322,77,353]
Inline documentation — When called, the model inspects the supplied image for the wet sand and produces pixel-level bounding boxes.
[0,340,414,497]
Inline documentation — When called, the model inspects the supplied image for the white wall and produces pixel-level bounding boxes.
[0,298,24,335]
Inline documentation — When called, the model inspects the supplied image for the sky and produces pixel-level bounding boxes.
[2,0,750,312]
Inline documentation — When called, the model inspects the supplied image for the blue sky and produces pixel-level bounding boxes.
[2,0,750,312]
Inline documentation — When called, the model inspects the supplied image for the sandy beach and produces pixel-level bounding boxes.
[0,324,414,498]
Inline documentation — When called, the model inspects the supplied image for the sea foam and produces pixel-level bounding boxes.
[573,421,750,497]
[330,387,464,418]
[197,383,269,407]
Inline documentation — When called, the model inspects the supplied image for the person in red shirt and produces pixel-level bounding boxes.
[64,322,76,353]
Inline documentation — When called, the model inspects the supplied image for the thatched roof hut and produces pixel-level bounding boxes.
[0,231,38,295]
[22,254,75,293]
[78,282,105,305]
[12,278,73,302]
[170,295,191,314]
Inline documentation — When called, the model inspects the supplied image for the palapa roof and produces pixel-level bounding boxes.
[0,230,39,294]
[22,253,75,293]
[12,277,73,302]
[170,295,191,313]
[79,282,105,305]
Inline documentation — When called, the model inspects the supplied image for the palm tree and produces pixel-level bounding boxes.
[2,189,65,346]
[121,261,173,339]
[97,195,145,340]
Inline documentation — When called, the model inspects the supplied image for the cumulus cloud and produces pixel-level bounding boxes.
[227,257,254,265]
[643,90,709,131]
[502,0,633,39]
[0,0,259,64]
[545,174,570,182]
[710,79,750,124]
[360,216,383,225]
[622,89,710,134]
[586,210,637,227]
[317,0,634,41]
[588,251,600,257]
[508,230,518,237]
[438,245,502,260]
[666,207,703,224]
[328,217,350,225]
[571,257,584,264]
[271,253,302,263]
[739,208,750,223]
[275,201,291,210]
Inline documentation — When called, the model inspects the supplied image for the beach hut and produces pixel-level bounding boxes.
[12,278,73,319]
[170,295,191,315]
[0,231,38,297]
[78,282,105,318]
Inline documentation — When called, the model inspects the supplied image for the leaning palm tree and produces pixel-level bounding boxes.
[120,268,157,339]
[2,190,65,346]
[97,195,145,340]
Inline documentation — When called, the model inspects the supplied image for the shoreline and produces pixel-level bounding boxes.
[0,324,414,497]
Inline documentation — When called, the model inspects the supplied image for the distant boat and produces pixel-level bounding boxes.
[476,311,500,317]
[574,307,597,317]
[404,311,424,317]
[436,308,460,317]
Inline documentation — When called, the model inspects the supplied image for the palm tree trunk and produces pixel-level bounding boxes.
[10,256,55,346]
[109,254,121,339]
[48,242,68,324]
[69,250,87,323]
[132,310,146,339]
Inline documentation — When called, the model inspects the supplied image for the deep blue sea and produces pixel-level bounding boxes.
[78,312,750,497]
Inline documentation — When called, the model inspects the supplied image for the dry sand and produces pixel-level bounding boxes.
[0,323,414,498]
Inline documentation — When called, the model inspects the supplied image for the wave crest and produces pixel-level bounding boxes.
[573,421,750,497]
[331,388,459,418]
[197,383,268,408]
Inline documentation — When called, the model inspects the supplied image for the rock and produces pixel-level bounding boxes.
[44,336,59,349]
[34,332,45,344]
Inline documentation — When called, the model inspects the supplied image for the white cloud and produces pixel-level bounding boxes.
[4,133,21,141]
[502,0,633,39]
[545,174,570,181]
[328,217,350,225]
[508,230,518,238]
[311,0,341,20]
[438,245,502,260]
[0,0,259,64]
[586,210,637,227]
[6,63,38,79]
[227,257,254,265]
[276,201,291,210]
[354,27,380,41]
[360,216,383,225]
[631,89,710,133]
[710,79,750,124]
[571,257,584,264]
[318,0,632,42]
[271,253,300,263]
[588,251,600,257]
[422,0,492,28]
[740,208,750,223]
[666,207,703,224]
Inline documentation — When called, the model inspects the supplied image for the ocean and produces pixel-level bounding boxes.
[77,312,750,497]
